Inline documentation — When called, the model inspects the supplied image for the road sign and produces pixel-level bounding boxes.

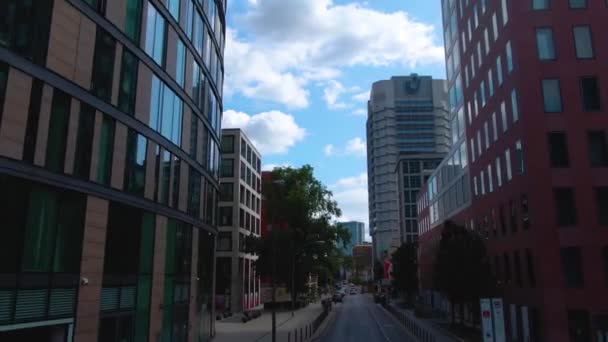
[480,298,494,342]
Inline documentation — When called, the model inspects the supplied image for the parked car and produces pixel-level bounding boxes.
[350,288,357,295]
[332,292,343,302]
[374,293,386,304]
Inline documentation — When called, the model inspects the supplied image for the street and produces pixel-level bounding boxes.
[321,294,415,342]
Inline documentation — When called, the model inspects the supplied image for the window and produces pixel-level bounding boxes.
[514,140,524,174]
[566,311,592,342]
[117,49,138,116]
[124,129,147,196]
[561,247,584,288]
[492,112,498,141]
[501,0,509,25]
[217,232,232,252]
[510,90,520,122]
[506,41,514,73]
[554,188,577,226]
[0,0,54,65]
[484,29,490,55]
[526,249,536,287]
[240,162,246,181]
[176,40,186,87]
[492,13,498,41]
[569,0,587,9]
[97,116,115,185]
[46,89,71,173]
[548,132,569,168]
[149,75,183,146]
[91,29,116,102]
[487,165,494,193]
[221,135,234,153]
[219,207,232,226]
[480,170,486,195]
[484,122,490,150]
[488,70,494,97]
[496,56,503,86]
[24,79,43,164]
[542,79,562,112]
[167,0,180,21]
[73,104,96,179]
[535,28,555,60]
[594,187,608,226]
[505,149,512,181]
[171,156,181,208]
[220,182,233,202]
[588,131,608,167]
[580,77,601,111]
[501,101,508,132]
[532,0,550,9]
[473,176,479,196]
[144,4,166,66]
[496,157,503,187]
[220,159,233,177]
[124,0,143,42]
[573,26,593,59]
[159,150,171,205]
[188,167,201,217]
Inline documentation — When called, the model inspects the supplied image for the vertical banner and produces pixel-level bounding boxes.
[521,306,530,342]
[480,298,495,342]
[492,298,506,342]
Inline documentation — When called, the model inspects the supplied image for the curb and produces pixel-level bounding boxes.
[310,308,337,342]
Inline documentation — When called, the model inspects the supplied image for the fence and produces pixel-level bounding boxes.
[286,303,330,342]
[384,304,438,342]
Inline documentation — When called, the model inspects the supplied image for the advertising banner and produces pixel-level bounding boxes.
[492,298,506,342]
[480,298,495,342]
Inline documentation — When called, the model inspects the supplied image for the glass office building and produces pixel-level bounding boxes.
[0,0,225,341]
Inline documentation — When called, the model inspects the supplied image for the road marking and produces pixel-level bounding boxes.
[367,306,392,342]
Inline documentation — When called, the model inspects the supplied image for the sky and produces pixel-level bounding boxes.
[221,0,448,240]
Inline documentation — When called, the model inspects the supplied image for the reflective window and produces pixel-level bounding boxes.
[595,188,608,226]
[501,0,509,25]
[496,56,503,85]
[532,0,550,10]
[496,157,502,187]
[561,247,584,288]
[91,29,116,102]
[149,75,183,146]
[515,140,524,174]
[176,39,186,87]
[542,79,562,112]
[73,104,96,179]
[506,41,514,73]
[573,26,594,59]
[167,0,180,21]
[492,112,498,141]
[118,49,139,116]
[221,135,234,153]
[588,131,608,167]
[535,28,555,60]
[124,129,148,196]
[45,90,71,173]
[97,115,115,185]
[220,182,233,202]
[220,158,234,177]
[554,188,577,227]
[125,0,143,43]
[492,13,498,41]
[569,0,587,8]
[505,148,512,181]
[193,10,204,57]
[160,150,171,205]
[144,4,166,66]
[511,89,519,122]
[501,101,507,132]
[188,166,202,217]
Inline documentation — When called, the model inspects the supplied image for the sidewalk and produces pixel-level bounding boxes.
[213,299,329,342]
[383,302,465,342]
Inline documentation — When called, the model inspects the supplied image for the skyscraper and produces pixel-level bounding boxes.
[418,1,608,340]
[0,0,225,340]
[366,74,450,259]
[340,221,365,255]
[216,129,262,314]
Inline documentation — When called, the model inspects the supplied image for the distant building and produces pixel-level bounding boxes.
[340,221,365,255]
[352,244,373,282]
[216,129,263,313]
[366,74,450,260]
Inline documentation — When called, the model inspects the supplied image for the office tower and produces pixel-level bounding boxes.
[0,0,225,340]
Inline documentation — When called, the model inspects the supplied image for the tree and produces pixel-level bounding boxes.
[391,243,418,304]
[251,165,351,303]
[433,221,496,325]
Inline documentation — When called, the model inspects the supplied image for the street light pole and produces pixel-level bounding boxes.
[271,228,277,342]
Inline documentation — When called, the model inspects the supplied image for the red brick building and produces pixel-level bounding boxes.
[418,1,608,341]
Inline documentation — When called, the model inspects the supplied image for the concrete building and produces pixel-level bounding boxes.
[418,1,608,341]
[216,129,262,314]
[395,153,445,244]
[340,221,365,255]
[0,0,225,341]
[366,74,450,260]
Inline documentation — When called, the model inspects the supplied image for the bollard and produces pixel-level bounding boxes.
[300,327,303,342]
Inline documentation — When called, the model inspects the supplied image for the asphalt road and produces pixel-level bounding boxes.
[321,293,415,342]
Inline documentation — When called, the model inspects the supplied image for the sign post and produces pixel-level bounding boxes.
[492,298,506,342]
[480,298,495,342]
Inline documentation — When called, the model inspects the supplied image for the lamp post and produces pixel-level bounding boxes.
[291,240,326,310]
[267,179,286,342]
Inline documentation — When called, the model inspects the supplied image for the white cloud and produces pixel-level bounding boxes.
[352,91,370,102]
[351,109,367,116]
[224,0,444,107]
[345,137,367,157]
[324,144,335,156]
[222,110,306,155]
[323,137,367,157]
[323,80,348,109]
[331,173,369,238]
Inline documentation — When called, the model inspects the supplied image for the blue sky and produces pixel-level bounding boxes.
[222,0,447,238]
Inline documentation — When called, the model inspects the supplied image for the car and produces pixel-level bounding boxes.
[332,292,343,302]
[350,289,357,295]
[374,293,386,304]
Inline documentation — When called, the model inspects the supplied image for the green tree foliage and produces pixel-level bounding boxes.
[250,165,351,294]
[391,243,418,304]
[433,221,496,324]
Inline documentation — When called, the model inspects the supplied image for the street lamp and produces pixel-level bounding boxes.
[291,240,326,310]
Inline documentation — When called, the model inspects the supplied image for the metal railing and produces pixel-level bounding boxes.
[384,304,438,342]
